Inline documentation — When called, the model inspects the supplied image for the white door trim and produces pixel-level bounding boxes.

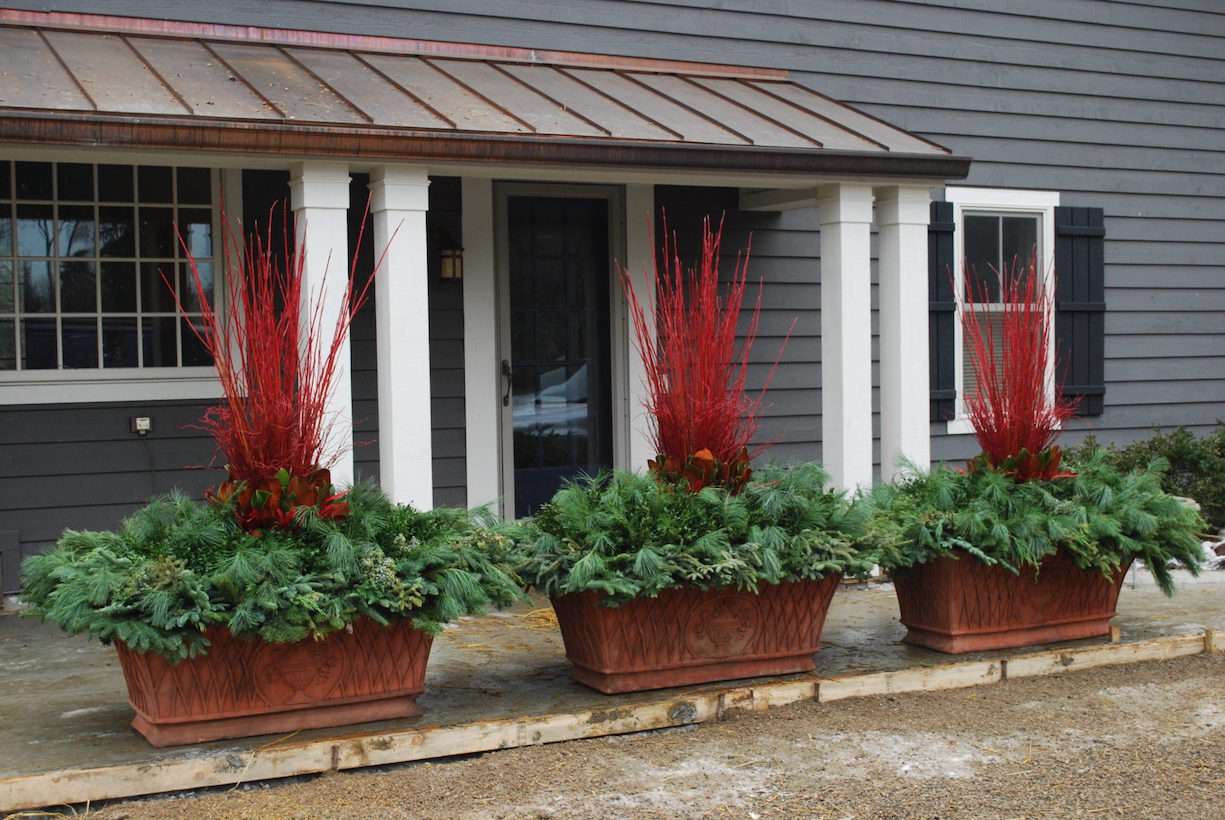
[462,178,502,512]
[492,182,627,518]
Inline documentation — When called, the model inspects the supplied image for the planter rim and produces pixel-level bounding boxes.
[551,575,843,605]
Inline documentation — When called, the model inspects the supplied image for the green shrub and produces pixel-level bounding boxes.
[1066,424,1225,531]
[514,463,877,604]
[21,484,523,662]
[868,452,1206,595]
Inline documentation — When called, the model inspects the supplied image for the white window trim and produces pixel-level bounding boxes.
[0,165,233,405]
[944,186,1059,436]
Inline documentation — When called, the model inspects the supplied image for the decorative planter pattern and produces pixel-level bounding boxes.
[892,551,1130,654]
[115,618,432,746]
[551,576,841,693]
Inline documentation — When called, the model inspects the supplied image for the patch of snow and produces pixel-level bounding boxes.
[797,731,1001,780]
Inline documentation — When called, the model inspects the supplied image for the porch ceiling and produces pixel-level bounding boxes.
[0,10,970,179]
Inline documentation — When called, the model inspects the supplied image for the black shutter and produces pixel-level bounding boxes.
[929,201,956,421]
[1054,207,1106,417]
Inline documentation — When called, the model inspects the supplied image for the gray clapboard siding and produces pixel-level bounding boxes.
[0,400,220,591]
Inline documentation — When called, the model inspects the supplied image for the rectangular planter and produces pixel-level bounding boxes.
[551,576,841,694]
[892,551,1130,654]
[115,618,432,746]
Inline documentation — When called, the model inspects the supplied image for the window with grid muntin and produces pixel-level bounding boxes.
[0,160,216,373]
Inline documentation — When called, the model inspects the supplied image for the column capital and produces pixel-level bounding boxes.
[875,186,932,226]
[369,166,430,213]
[289,161,350,211]
[816,183,874,225]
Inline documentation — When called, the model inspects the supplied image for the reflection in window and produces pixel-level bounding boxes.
[961,211,1043,402]
[0,160,215,372]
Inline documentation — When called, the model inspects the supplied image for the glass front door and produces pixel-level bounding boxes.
[502,194,613,517]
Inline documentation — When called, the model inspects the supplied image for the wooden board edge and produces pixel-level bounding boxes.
[816,659,1002,703]
[1003,632,1207,680]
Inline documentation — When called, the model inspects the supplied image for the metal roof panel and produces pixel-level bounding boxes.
[287,48,450,129]
[43,30,187,116]
[206,42,367,123]
[128,37,279,119]
[0,27,93,111]
[360,54,531,133]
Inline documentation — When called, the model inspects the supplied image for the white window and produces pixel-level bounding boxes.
[0,161,223,404]
[945,187,1059,434]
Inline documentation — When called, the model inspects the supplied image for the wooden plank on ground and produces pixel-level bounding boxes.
[817,659,1002,702]
[1004,633,1206,679]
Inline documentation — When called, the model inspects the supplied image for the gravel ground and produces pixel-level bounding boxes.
[94,654,1225,820]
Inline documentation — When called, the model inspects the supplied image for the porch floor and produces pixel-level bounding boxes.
[1,568,1221,809]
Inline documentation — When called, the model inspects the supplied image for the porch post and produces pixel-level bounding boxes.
[876,186,932,480]
[624,184,655,473]
[461,177,501,510]
[370,167,433,509]
[818,183,875,492]
[289,161,354,487]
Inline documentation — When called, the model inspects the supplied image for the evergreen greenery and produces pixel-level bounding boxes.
[514,463,877,604]
[1066,424,1225,531]
[867,452,1207,595]
[21,484,523,662]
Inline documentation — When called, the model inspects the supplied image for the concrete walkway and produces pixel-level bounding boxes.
[0,568,1220,811]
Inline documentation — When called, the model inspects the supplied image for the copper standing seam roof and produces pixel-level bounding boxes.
[0,10,970,179]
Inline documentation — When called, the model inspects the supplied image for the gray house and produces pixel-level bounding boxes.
[1,1,1221,592]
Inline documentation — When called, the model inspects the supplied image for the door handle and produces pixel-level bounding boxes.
[501,359,512,407]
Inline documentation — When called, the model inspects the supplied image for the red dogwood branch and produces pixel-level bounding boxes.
[172,198,384,484]
[961,252,1079,476]
[622,214,791,479]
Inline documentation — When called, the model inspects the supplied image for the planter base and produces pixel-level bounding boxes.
[902,617,1116,654]
[893,552,1129,655]
[553,577,840,694]
[131,695,422,747]
[569,654,820,694]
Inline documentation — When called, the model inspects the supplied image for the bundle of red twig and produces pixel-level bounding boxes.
[623,215,790,493]
[174,202,378,528]
[961,254,1078,481]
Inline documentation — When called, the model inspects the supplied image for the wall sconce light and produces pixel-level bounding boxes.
[440,246,464,280]
[435,226,463,280]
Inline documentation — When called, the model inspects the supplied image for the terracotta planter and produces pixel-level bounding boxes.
[551,576,841,693]
[892,551,1130,654]
[115,618,432,746]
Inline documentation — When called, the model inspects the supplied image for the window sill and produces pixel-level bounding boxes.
[944,417,1064,436]
[944,417,976,436]
[0,369,222,405]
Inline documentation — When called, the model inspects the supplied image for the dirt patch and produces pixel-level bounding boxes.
[94,654,1225,819]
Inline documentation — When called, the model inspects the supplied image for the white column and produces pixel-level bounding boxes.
[370,167,433,509]
[818,183,875,492]
[624,184,656,473]
[218,168,245,370]
[877,186,932,480]
[461,177,501,510]
[290,161,354,487]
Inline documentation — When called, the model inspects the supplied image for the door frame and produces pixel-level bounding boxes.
[493,181,628,518]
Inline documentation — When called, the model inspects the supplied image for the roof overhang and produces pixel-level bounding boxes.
[0,10,972,181]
